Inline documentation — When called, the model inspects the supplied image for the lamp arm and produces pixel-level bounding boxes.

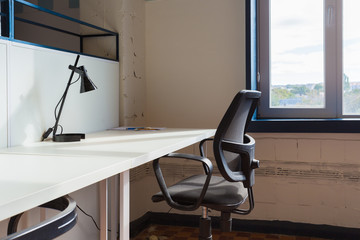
[52,55,80,138]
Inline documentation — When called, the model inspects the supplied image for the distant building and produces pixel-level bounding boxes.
[350,82,360,90]
[279,98,302,106]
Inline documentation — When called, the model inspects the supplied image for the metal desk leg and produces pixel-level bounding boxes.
[99,179,109,240]
[110,175,119,240]
[119,170,130,240]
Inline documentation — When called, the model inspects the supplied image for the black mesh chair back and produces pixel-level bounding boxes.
[214,90,261,187]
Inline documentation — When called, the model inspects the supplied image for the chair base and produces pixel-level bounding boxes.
[220,212,232,232]
[199,216,212,240]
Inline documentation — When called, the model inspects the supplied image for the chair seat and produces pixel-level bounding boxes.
[152,175,248,211]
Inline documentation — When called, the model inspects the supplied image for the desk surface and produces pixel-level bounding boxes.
[0,128,215,221]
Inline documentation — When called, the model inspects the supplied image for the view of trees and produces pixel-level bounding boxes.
[271,83,324,108]
[271,78,360,115]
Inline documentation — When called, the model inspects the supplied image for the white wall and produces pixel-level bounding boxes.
[7,41,119,146]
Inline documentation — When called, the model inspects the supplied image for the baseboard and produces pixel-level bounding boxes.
[130,212,152,238]
[130,212,360,240]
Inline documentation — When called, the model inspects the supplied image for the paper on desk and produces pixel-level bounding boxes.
[112,127,166,131]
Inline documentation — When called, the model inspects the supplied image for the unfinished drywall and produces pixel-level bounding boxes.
[145,0,245,128]
[119,0,146,126]
[79,0,146,126]
[250,132,360,228]
[138,0,360,230]
[131,0,246,222]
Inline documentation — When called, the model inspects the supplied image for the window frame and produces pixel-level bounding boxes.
[258,0,341,119]
[246,0,360,133]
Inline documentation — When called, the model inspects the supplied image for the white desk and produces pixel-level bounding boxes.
[0,128,215,240]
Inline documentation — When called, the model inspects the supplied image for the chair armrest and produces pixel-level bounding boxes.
[222,134,254,155]
[199,138,214,157]
[220,134,259,187]
[153,153,213,211]
[221,134,259,169]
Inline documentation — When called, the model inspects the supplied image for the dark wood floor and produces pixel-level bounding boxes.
[131,224,330,240]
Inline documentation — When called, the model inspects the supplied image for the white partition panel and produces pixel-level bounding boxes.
[0,40,8,148]
[8,42,119,146]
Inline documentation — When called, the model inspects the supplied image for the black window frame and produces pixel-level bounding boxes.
[245,0,360,133]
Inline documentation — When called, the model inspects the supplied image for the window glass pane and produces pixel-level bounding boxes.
[343,0,360,115]
[0,2,2,36]
[0,0,9,37]
[12,1,117,60]
[270,0,324,108]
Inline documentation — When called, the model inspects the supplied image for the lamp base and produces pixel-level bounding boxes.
[53,133,85,142]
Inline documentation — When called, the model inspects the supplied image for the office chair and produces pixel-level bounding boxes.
[152,90,261,240]
[3,196,77,240]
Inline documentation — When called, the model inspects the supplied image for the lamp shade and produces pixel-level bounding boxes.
[78,66,97,93]
[68,65,97,93]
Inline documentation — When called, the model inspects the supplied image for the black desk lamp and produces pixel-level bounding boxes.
[41,55,97,142]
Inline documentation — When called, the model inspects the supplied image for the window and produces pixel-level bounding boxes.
[257,0,360,119]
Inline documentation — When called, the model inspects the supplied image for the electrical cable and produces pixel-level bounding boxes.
[167,207,173,213]
[58,124,63,134]
[76,205,101,231]
[54,94,64,120]
[76,204,113,233]
[70,75,80,85]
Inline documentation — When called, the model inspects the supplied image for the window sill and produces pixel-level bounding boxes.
[248,118,360,133]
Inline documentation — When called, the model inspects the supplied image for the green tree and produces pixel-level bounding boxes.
[271,88,294,106]
[290,85,309,96]
[314,83,323,93]
[343,73,350,92]
[344,89,360,114]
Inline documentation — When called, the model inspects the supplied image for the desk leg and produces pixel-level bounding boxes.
[99,179,109,240]
[110,175,119,240]
[119,170,130,240]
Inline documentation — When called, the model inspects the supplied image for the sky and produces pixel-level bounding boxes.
[270,0,360,86]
